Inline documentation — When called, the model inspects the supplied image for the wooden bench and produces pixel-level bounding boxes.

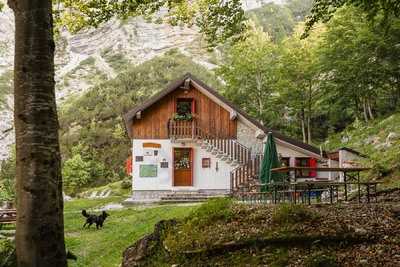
[0,209,17,224]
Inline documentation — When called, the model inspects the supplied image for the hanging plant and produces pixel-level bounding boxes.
[173,113,193,121]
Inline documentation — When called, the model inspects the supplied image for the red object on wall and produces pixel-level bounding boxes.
[309,158,317,177]
[126,156,133,175]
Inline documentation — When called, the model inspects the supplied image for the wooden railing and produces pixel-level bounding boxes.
[230,154,263,193]
[168,119,196,139]
[168,119,252,165]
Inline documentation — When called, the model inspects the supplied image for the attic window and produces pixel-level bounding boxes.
[176,98,193,116]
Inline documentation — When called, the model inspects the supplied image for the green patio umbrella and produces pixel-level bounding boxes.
[259,132,284,192]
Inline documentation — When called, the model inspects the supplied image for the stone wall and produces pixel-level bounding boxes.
[236,120,264,155]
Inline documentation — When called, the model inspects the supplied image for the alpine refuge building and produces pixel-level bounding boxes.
[123,73,357,203]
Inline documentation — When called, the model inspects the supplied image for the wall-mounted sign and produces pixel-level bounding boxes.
[202,158,211,168]
[143,142,161,148]
[135,156,144,162]
[139,164,157,177]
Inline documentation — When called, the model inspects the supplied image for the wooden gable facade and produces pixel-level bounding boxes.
[131,83,237,139]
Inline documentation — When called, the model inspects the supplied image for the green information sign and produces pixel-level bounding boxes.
[139,164,158,177]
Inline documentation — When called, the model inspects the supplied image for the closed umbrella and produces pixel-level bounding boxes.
[259,132,283,192]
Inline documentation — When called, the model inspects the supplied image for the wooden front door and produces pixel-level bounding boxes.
[173,147,193,186]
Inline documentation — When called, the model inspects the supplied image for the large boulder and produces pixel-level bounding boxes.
[122,219,177,267]
[386,132,399,144]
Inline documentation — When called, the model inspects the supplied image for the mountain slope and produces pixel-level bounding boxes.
[324,114,400,189]
[0,5,214,160]
[59,50,221,193]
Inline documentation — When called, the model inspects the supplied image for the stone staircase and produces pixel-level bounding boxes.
[168,119,263,198]
[160,191,226,203]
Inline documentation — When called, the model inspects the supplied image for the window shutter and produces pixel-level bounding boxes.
[125,156,133,175]
[309,158,317,177]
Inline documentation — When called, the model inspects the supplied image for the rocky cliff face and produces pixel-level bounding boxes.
[0,0,274,160]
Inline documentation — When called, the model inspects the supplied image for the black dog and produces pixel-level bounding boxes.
[82,210,109,229]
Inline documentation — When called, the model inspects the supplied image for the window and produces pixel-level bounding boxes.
[280,157,290,176]
[281,157,290,167]
[176,98,193,116]
[202,158,211,168]
[295,157,317,178]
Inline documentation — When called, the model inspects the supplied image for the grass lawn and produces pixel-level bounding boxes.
[64,197,195,267]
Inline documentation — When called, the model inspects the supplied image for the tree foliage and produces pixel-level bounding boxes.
[304,0,400,37]
[57,0,246,47]
[247,3,295,42]
[278,24,323,143]
[217,26,281,127]
[220,4,400,144]
[318,6,400,123]
[0,148,16,202]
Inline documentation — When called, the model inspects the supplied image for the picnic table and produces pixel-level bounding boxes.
[0,209,17,224]
[270,166,377,202]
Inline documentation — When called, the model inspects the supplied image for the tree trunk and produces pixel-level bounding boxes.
[354,96,360,120]
[8,0,67,266]
[307,116,311,144]
[300,109,306,143]
[255,72,264,118]
[367,98,374,120]
[307,81,312,144]
[362,98,369,123]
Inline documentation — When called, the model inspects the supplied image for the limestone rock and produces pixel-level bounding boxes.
[386,132,399,144]
[122,219,177,267]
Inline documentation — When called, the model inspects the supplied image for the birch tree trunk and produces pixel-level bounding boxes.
[255,72,264,118]
[307,81,312,144]
[307,116,312,144]
[8,0,67,266]
[367,98,374,120]
[362,98,369,122]
[300,108,306,143]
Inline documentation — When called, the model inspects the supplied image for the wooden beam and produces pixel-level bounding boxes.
[183,78,190,91]
[229,110,237,120]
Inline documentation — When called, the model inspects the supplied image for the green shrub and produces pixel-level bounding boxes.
[270,248,289,267]
[305,251,337,267]
[163,198,233,253]
[62,144,109,195]
[272,204,319,225]
[0,239,16,267]
[120,179,132,189]
[0,148,16,202]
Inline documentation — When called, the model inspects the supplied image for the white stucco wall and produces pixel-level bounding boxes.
[328,159,340,180]
[131,139,234,191]
[131,120,333,193]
